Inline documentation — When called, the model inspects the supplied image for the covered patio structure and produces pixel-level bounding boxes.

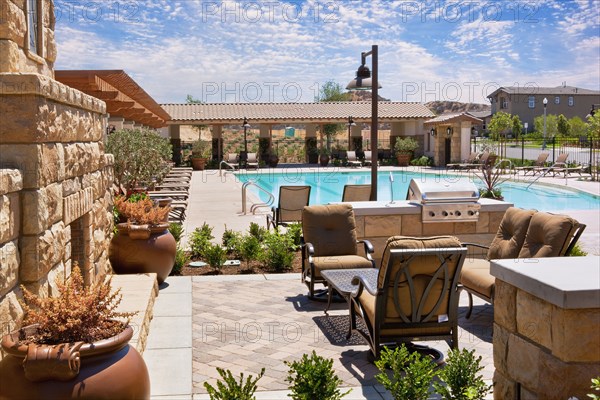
[424,112,482,167]
[161,102,434,165]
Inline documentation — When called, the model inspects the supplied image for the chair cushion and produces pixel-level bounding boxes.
[302,204,358,257]
[460,258,494,300]
[518,212,579,258]
[487,207,535,260]
[308,255,374,279]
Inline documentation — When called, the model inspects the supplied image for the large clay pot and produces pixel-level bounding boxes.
[109,223,176,284]
[0,324,150,399]
[191,157,207,170]
[396,152,411,166]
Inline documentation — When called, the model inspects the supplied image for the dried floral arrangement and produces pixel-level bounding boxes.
[114,197,170,226]
[18,265,136,345]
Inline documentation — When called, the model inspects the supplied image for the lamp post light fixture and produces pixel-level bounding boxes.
[542,97,548,150]
[347,45,380,201]
[347,116,356,149]
[242,117,251,167]
[430,127,436,137]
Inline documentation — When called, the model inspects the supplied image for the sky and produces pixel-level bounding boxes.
[53,0,600,105]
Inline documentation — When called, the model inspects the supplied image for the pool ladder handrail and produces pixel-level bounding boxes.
[241,181,275,215]
[219,160,237,176]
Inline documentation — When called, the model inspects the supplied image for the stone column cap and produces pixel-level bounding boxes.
[491,256,600,309]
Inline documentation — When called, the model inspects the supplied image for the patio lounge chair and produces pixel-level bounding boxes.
[346,151,362,167]
[458,151,490,170]
[342,184,371,202]
[447,152,478,170]
[546,153,583,177]
[225,153,240,169]
[246,152,259,169]
[349,235,466,359]
[301,204,376,299]
[267,185,311,229]
[363,151,374,166]
[460,207,586,318]
[515,152,549,175]
[533,152,568,175]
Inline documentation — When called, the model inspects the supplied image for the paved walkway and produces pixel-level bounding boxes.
[145,275,494,399]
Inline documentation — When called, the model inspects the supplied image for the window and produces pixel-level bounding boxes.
[528,96,535,108]
[555,96,560,104]
[26,0,42,56]
[501,97,508,109]
[568,96,574,106]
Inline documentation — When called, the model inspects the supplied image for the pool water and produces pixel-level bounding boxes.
[237,170,600,212]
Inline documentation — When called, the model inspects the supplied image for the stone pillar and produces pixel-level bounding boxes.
[212,125,223,161]
[169,125,182,165]
[259,125,272,161]
[305,124,318,163]
[350,124,362,151]
[460,121,472,162]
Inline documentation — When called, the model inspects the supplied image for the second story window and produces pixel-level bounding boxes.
[528,96,535,108]
[555,96,560,104]
[568,96,574,106]
[27,0,41,56]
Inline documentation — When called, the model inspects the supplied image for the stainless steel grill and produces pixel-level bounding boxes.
[406,179,481,223]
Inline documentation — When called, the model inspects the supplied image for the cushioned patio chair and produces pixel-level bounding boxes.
[266,185,311,229]
[515,152,548,175]
[460,207,586,318]
[349,235,467,359]
[246,152,259,169]
[346,151,362,167]
[342,184,371,202]
[225,153,240,169]
[301,204,376,299]
[363,151,375,166]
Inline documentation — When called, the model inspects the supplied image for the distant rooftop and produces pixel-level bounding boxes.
[161,102,435,124]
[488,86,600,98]
[424,112,482,125]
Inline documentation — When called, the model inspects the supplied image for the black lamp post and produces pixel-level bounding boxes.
[242,117,250,166]
[347,45,381,201]
[542,98,548,150]
[347,116,356,149]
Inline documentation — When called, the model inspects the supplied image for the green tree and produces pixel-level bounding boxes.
[511,114,523,139]
[588,112,600,138]
[569,116,588,138]
[557,114,571,137]
[533,114,558,139]
[488,112,512,140]
[316,81,351,150]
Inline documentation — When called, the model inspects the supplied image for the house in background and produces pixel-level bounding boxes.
[487,85,600,133]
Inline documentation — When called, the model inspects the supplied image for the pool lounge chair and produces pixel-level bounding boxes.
[246,153,259,169]
[545,153,583,177]
[533,153,568,175]
[515,152,549,175]
[342,184,371,202]
[459,207,586,318]
[301,204,376,299]
[363,151,375,166]
[267,185,311,229]
[447,152,478,170]
[346,151,362,167]
[458,151,490,170]
[225,153,240,170]
[350,235,466,359]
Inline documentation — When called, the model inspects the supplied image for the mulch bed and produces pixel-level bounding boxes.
[180,251,303,276]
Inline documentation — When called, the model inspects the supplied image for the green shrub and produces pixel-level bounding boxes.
[222,225,242,256]
[588,377,600,399]
[286,222,303,248]
[190,223,214,259]
[239,234,261,269]
[169,223,184,243]
[171,246,190,276]
[410,156,432,166]
[106,128,172,191]
[567,242,588,256]
[285,350,350,400]
[433,348,490,400]
[204,367,265,400]
[248,222,267,242]
[375,345,436,400]
[204,243,227,273]
[260,230,296,272]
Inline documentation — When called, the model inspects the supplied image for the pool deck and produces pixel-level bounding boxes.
[143,165,599,399]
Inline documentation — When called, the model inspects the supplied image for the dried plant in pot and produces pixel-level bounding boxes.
[0,265,150,399]
[109,197,176,284]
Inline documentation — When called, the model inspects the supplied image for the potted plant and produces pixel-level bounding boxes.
[0,265,150,399]
[319,147,331,167]
[109,197,176,284]
[476,164,508,201]
[191,140,211,170]
[394,137,419,166]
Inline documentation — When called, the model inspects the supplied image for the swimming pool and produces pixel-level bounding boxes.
[237,170,600,212]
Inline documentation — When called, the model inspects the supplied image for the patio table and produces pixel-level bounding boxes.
[321,268,379,338]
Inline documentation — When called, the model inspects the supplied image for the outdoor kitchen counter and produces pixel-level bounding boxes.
[345,199,513,264]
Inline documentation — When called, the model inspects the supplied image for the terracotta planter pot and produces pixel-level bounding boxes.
[0,325,150,399]
[109,223,176,284]
[396,152,411,166]
[319,155,330,167]
[191,157,207,170]
[268,155,279,168]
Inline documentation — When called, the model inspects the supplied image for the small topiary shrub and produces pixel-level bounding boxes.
[204,243,227,273]
[171,246,190,275]
[260,230,296,272]
[567,242,588,256]
[248,222,267,242]
[375,345,436,400]
[433,348,490,400]
[285,350,350,400]
[239,234,261,269]
[204,367,265,400]
[190,223,214,259]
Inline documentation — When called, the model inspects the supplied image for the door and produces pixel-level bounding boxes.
[445,138,452,165]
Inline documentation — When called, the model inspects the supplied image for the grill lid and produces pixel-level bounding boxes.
[406,179,480,204]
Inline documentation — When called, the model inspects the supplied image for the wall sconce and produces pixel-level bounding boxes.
[430,128,436,137]
[446,127,453,137]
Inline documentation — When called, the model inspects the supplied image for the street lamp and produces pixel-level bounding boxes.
[542,98,548,150]
[242,117,250,167]
[347,116,356,149]
[347,45,381,201]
